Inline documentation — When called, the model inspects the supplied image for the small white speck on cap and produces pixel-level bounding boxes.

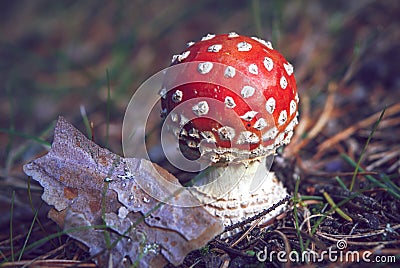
[180,114,189,126]
[237,41,252,52]
[280,76,288,89]
[228,32,239,38]
[283,131,294,144]
[285,116,298,132]
[240,111,258,121]
[218,126,236,140]
[274,132,285,145]
[201,33,216,41]
[187,140,198,148]
[192,101,209,116]
[158,87,167,99]
[201,131,217,143]
[237,131,260,144]
[170,112,178,122]
[253,118,267,130]
[171,54,179,63]
[180,128,188,136]
[263,57,274,71]
[172,90,183,103]
[172,51,190,63]
[284,62,294,76]
[262,127,278,141]
[208,44,222,52]
[187,41,195,47]
[290,99,297,116]
[210,154,220,163]
[224,66,236,78]
[251,36,273,49]
[248,64,258,75]
[295,92,299,103]
[241,86,255,98]
[179,51,190,61]
[198,62,213,74]
[189,128,200,138]
[265,97,276,114]
[224,96,236,108]
[265,41,273,50]
[278,110,288,126]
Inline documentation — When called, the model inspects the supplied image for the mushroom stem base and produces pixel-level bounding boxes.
[189,157,288,227]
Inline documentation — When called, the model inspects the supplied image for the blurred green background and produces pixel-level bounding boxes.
[1,0,399,174]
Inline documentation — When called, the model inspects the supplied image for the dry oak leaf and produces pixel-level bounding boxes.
[23,116,223,267]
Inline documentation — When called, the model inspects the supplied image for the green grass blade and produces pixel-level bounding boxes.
[0,249,7,262]
[10,191,15,262]
[10,225,108,260]
[380,174,400,194]
[304,191,362,250]
[18,204,42,261]
[349,107,386,191]
[293,177,305,252]
[299,195,324,201]
[335,176,349,190]
[0,128,51,147]
[322,191,352,222]
[343,154,400,199]
[27,176,57,248]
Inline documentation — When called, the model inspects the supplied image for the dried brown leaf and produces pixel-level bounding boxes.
[23,116,223,267]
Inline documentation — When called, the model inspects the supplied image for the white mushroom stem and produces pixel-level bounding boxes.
[189,157,288,227]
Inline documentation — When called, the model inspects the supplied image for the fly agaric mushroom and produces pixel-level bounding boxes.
[160,33,299,226]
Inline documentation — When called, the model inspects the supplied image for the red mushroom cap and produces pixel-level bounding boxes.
[161,33,299,163]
